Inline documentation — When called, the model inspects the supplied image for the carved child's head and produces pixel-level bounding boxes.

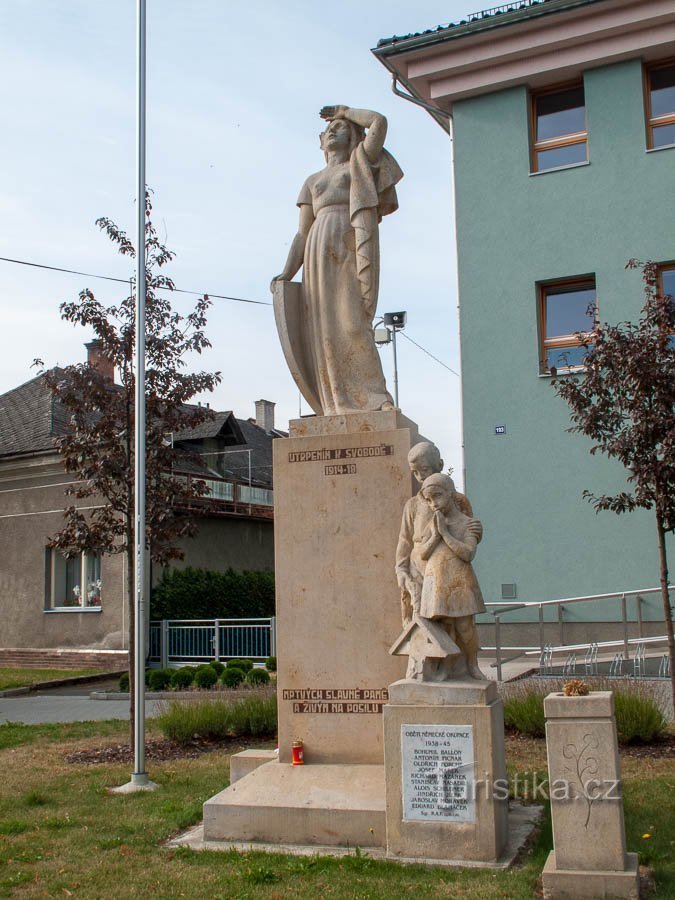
[421,473,456,513]
[408,441,443,486]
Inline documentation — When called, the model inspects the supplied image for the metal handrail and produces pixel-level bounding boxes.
[524,634,671,655]
[485,584,673,610]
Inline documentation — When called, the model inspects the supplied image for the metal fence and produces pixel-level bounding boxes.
[482,585,673,681]
[149,617,276,668]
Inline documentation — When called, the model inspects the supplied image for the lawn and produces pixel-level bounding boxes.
[0,668,101,692]
[0,722,671,899]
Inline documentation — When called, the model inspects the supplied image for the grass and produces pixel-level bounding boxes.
[0,667,100,691]
[0,721,671,898]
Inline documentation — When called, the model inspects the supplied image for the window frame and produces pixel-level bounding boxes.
[46,549,103,611]
[644,59,675,150]
[538,276,597,375]
[530,80,588,174]
[657,262,675,340]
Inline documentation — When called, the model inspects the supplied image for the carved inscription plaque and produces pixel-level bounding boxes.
[282,688,388,714]
[401,724,476,823]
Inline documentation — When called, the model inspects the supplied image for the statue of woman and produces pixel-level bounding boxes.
[271,106,403,416]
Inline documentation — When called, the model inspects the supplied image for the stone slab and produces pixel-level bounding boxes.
[289,410,418,438]
[384,694,508,863]
[230,749,278,784]
[388,678,498,706]
[203,762,386,848]
[542,850,640,899]
[544,691,614,720]
[174,802,542,870]
[274,414,418,764]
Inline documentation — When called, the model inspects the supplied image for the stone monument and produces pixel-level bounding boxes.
[199,105,532,865]
[203,106,412,847]
[383,462,508,863]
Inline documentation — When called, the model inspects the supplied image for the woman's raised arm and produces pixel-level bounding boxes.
[320,105,386,162]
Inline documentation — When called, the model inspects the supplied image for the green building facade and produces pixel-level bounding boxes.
[376,0,674,630]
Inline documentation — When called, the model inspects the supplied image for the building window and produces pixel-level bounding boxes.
[539,278,596,373]
[646,62,675,149]
[48,550,102,608]
[658,264,675,346]
[531,83,587,172]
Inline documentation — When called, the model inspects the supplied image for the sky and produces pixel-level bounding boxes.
[0,0,477,485]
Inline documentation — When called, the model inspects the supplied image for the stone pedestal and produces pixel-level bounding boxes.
[383,678,508,863]
[542,691,639,899]
[201,411,416,848]
[273,410,415,764]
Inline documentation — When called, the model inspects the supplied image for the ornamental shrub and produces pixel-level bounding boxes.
[148,668,173,691]
[265,656,277,672]
[614,691,667,743]
[228,659,254,672]
[119,672,129,692]
[221,668,245,688]
[195,666,218,689]
[156,694,277,743]
[503,691,546,738]
[247,668,271,686]
[171,667,195,689]
[151,566,275,619]
[209,661,225,676]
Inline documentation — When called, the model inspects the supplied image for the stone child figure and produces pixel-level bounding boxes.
[396,441,480,628]
[418,473,486,680]
[271,106,403,415]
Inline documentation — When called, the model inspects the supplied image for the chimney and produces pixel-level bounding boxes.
[255,399,275,432]
[85,340,115,382]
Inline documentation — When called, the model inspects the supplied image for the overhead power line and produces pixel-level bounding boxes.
[400,331,460,377]
[0,254,271,306]
[0,254,459,375]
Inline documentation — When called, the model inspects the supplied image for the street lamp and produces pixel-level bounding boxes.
[374,311,407,408]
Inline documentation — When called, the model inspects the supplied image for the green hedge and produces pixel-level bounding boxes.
[151,566,275,619]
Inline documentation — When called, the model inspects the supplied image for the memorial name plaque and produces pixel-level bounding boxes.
[401,724,476,823]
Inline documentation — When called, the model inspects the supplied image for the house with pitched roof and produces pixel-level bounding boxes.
[0,346,282,668]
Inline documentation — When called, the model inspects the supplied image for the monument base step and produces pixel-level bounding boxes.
[542,850,640,899]
[202,762,386,848]
[175,800,542,869]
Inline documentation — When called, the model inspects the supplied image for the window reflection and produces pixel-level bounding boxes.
[536,142,587,171]
[536,87,585,141]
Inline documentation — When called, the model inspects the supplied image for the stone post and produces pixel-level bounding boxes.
[542,691,639,899]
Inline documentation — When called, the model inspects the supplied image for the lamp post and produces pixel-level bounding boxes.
[375,311,407,408]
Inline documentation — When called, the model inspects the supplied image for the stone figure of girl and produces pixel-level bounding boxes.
[417,473,486,680]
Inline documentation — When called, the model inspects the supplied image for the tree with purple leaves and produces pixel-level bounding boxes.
[553,259,674,707]
[46,193,221,748]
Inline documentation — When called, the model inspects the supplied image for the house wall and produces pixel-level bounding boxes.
[0,455,127,651]
[0,455,275,653]
[157,515,274,580]
[453,57,675,615]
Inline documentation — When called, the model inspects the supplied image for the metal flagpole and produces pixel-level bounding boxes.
[131,0,153,790]
[110,0,156,795]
